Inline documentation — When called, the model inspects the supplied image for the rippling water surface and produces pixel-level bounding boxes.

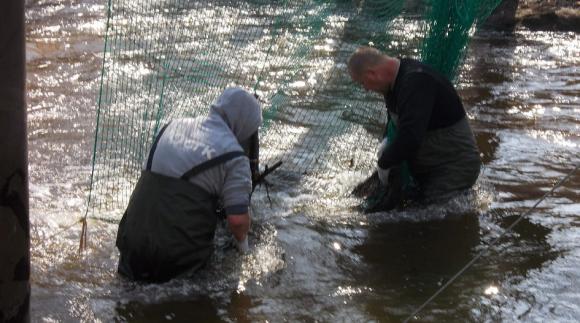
[26,0,579,322]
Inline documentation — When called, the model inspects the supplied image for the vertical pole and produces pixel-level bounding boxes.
[0,0,30,322]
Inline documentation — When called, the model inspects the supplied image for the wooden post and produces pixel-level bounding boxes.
[0,0,30,322]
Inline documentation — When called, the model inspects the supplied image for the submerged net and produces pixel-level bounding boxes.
[87,0,501,218]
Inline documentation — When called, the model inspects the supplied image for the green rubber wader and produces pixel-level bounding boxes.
[363,111,481,212]
[410,117,481,199]
[116,171,218,283]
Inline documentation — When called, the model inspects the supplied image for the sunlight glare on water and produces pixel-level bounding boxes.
[26,0,580,322]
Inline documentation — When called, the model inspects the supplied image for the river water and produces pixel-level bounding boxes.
[26,0,579,322]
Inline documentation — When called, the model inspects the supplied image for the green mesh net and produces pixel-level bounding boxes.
[86,0,501,218]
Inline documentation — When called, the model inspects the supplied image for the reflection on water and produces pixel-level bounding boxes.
[26,0,579,322]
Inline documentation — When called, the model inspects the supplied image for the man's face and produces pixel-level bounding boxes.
[350,68,384,94]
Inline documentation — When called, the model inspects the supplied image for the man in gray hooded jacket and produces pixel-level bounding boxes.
[116,87,262,283]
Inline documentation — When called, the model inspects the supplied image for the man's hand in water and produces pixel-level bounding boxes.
[235,236,250,254]
[227,212,250,254]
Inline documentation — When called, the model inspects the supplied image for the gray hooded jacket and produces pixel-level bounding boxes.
[147,87,262,214]
[116,88,262,282]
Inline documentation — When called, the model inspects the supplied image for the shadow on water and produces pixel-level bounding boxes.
[347,206,559,321]
[353,214,481,320]
[115,291,254,323]
[491,209,558,275]
[116,297,224,323]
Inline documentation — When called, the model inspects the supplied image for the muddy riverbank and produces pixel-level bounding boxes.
[486,0,580,32]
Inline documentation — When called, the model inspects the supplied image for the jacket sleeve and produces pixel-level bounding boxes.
[378,72,436,169]
[221,155,252,215]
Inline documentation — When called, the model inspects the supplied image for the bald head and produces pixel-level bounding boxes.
[347,46,399,94]
[347,46,390,79]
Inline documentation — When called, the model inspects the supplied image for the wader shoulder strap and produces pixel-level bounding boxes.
[180,151,245,181]
[146,122,171,171]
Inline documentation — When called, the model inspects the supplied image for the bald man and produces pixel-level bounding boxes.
[348,46,481,210]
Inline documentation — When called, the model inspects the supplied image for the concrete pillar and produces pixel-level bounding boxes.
[0,0,30,322]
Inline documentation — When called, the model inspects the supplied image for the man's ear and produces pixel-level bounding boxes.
[365,68,378,81]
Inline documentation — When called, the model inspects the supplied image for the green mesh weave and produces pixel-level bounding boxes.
[86,0,501,218]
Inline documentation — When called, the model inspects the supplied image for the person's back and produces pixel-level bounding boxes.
[385,58,466,131]
[116,88,261,282]
[151,117,254,212]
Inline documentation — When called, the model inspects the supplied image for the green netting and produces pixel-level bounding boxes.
[86,0,501,218]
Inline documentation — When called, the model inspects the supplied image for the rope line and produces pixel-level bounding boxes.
[79,0,114,252]
[403,162,579,323]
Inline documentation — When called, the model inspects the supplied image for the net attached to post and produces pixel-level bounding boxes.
[86,0,502,220]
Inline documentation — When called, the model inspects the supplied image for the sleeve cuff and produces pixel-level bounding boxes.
[225,204,249,215]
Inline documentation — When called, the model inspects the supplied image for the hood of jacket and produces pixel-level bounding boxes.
[209,87,262,143]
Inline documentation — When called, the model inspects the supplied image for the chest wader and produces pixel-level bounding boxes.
[366,113,481,211]
[115,124,245,283]
[409,116,481,200]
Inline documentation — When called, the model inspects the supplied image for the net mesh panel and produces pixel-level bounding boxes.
[87,0,501,218]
